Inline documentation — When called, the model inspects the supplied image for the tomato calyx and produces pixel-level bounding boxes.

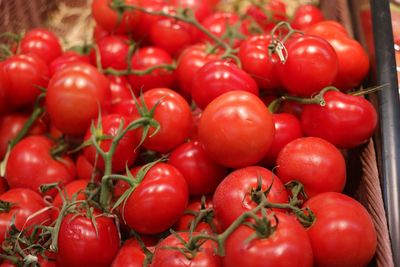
[242,209,278,240]
[183,196,219,233]
[0,200,14,213]
[285,180,308,207]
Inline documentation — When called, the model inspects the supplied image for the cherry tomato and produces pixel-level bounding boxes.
[304,20,349,39]
[301,90,377,148]
[111,239,152,267]
[75,154,102,182]
[246,0,287,32]
[122,163,189,234]
[304,192,377,267]
[213,166,288,230]
[6,136,76,197]
[291,5,325,30]
[169,140,227,196]
[108,75,134,105]
[276,137,346,197]
[198,91,274,168]
[45,62,111,136]
[56,212,120,267]
[276,35,338,97]
[92,35,130,70]
[49,51,91,77]
[224,213,313,267]
[171,0,213,22]
[93,24,110,42]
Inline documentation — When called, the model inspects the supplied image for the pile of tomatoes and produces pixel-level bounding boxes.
[0,0,380,266]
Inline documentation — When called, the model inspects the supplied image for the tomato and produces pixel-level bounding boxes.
[111,239,152,267]
[122,163,188,234]
[171,0,213,22]
[238,35,281,91]
[263,113,304,167]
[139,88,193,153]
[291,5,325,30]
[176,44,222,94]
[75,154,102,182]
[20,28,62,64]
[0,255,56,267]
[0,188,51,246]
[301,91,377,148]
[276,35,338,97]
[93,24,110,42]
[45,62,111,136]
[304,192,377,267]
[152,231,221,267]
[198,91,274,168]
[0,54,49,109]
[91,0,141,34]
[191,59,259,109]
[56,212,120,267]
[246,0,287,32]
[5,135,76,197]
[49,51,91,77]
[304,20,349,39]
[213,166,288,230]
[128,47,176,93]
[223,213,313,267]
[276,137,346,197]
[112,99,137,118]
[92,35,130,70]
[169,140,227,196]
[83,113,139,173]
[108,75,134,105]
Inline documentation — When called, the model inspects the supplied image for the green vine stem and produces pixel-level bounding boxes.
[104,63,177,76]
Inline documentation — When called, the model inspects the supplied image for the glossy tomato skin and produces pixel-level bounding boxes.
[0,188,51,245]
[238,35,281,91]
[108,75,133,105]
[6,136,76,197]
[152,231,221,267]
[49,51,91,77]
[169,140,227,196]
[276,35,338,97]
[198,91,275,168]
[213,166,288,230]
[263,113,304,167]
[93,35,130,70]
[304,192,377,267]
[276,137,346,197]
[128,47,176,93]
[291,5,325,30]
[45,62,111,136]
[122,163,189,234]
[75,154,102,182]
[246,0,287,32]
[140,88,193,153]
[171,0,212,22]
[20,28,62,64]
[111,239,151,267]
[301,91,377,148]
[0,54,49,109]
[223,213,313,267]
[56,213,120,267]
[304,20,349,39]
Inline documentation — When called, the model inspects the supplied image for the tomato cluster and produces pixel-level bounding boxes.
[0,0,379,266]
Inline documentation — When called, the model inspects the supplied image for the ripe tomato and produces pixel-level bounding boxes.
[301,91,377,148]
[45,62,111,136]
[198,91,274,168]
[169,140,227,196]
[0,188,51,245]
[75,154,101,182]
[56,212,120,267]
[108,75,134,105]
[238,34,281,91]
[304,192,377,267]
[304,20,349,39]
[6,136,76,197]
[92,35,130,70]
[152,231,221,267]
[20,28,62,64]
[213,166,288,230]
[246,0,287,32]
[0,54,49,109]
[223,213,313,267]
[171,0,213,22]
[276,35,338,97]
[111,239,152,267]
[276,137,346,197]
[291,5,325,30]
[122,163,188,234]
[49,51,91,77]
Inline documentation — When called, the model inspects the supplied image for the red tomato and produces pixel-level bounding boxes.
[291,5,325,30]
[223,213,313,267]
[45,62,111,136]
[111,239,152,267]
[246,0,287,31]
[111,99,136,118]
[276,35,338,97]
[198,91,274,168]
[56,212,120,267]
[171,0,212,22]
[93,24,110,42]
[169,140,227,196]
[128,47,176,93]
[152,231,221,267]
[0,54,49,109]
[304,192,377,267]
[0,188,51,246]
[191,59,259,109]
[92,35,130,70]
[139,88,193,153]
[301,91,377,148]
[238,35,281,91]
[263,113,304,167]
[122,163,189,234]
[305,20,349,39]
[20,28,62,64]
[276,137,346,197]
[91,0,141,34]
[75,154,101,182]
[213,166,288,230]
[108,75,134,105]
[83,113,139,173]
[49,51,91,77]
[6,136,76,197]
